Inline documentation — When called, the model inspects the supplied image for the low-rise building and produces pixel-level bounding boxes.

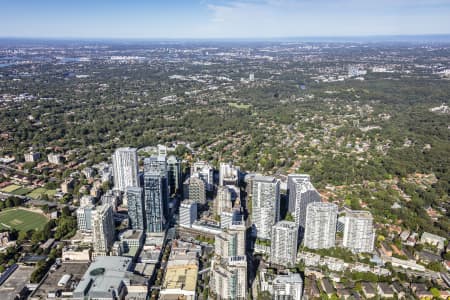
[399,230,410,242]
[361,282,376,298]
[47,153,63,165]
[40,238,55,251]
[0,232,11,247]
[415,290,433,299]
[61,178,75,194]
[272,273,303,300]
[306,279,321,298]
[159,259,198,300]
[416,250,442,264]
[390,257,426,272]
[62,247,90,261]
[444,260,450,272]
[336,288,352,299]
[391,281,405,299]
[377,282,395,298]
[420,232,446,251]
[321,278,335,297]
[24,151,40,162]
[82,167,95,179]
[72,256,143,299]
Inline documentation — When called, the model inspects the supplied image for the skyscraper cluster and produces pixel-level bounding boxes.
[248,172,375,270]
[78,146,183,257]
[76,146,376,300]
[113,147,181,233]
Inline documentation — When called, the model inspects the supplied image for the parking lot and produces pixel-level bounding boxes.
[30,262,89,299]
[0,264,34,300]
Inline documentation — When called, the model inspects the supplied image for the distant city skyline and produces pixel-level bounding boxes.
[1,0,450,39]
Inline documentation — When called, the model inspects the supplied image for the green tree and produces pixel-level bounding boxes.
[430,287,440,298]
[18,231,28,241]
[257,291,272,300]
[285,213,294,222]
[426,262,443,272]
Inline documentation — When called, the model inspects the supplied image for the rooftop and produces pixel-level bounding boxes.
[347,210,373,219]
[180,200,196,207]
[288,174,310,180]
[253,175,277,183]
[289,174,311,183]
[308,202,337,210]
[72,256,133,299]
[321,278,335,294]
[421,232,446,242]
[361,282,375,293]
[119,229,144,240]
[273,273,303,285]
[378,282,394,294]
[274,220,298,230]
[162,260,198,292]
[116,147,137,152]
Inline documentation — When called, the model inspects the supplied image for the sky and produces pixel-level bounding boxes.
[1,0,450,39]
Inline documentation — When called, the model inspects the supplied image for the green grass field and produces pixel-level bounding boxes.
[11,187,32,196]
[0,184,21,193]
[0,208,48,232]
[27,188,56,200]
[46,190,57,198]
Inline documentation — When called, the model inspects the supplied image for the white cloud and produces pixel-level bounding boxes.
[200,0,450,37]
[207,4,234,22]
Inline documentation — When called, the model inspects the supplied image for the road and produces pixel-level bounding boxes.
[0,163,45,179]
[27,198,75,210]
[0,191,75,210]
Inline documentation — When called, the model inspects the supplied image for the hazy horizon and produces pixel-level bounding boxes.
[2,34,450,44]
